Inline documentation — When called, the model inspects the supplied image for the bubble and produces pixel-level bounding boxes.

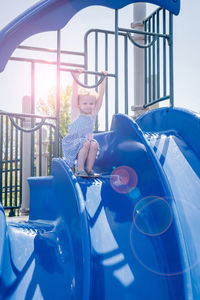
[133,196,173,236]
[110,166,138,194]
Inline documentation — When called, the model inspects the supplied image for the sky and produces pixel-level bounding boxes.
[0,0,200,116]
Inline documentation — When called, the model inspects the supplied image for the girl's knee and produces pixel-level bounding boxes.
[83,140,91,150]
[90,140,98,151]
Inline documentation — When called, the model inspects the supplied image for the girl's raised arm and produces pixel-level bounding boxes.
[94,71,108,115]
[70,69,82,122]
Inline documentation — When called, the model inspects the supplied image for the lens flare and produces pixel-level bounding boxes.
[130,197,200,276]
[133,196,173,236]
[110,166,138,194]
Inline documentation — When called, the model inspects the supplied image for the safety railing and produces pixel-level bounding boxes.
[0,110,61,215]
[83,7,173,120]
[143,8,173,107]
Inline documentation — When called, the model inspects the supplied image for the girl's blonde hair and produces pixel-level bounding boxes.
[78,88,98,100]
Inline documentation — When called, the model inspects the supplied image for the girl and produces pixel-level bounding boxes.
[62,69,107,177]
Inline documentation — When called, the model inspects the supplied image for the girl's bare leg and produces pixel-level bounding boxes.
[77,141,90,171]
[86,141,98,173]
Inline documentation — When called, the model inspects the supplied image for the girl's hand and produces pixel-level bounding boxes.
[85,133,93,141]
[75,68,84,78]
[97,70,108,79]
[102,70,108,76]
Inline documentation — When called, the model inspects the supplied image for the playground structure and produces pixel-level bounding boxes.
[1,0,200,299]
[0,1,175,214]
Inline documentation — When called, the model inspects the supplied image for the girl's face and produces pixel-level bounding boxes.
[78,95,96,114]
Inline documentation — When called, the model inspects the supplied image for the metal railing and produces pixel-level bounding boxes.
[143,8,173,107]
[0,111,61,214]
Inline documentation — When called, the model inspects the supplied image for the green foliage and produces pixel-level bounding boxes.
[37,85,71,137]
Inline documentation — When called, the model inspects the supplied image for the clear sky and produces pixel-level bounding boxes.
[0,0,200,115]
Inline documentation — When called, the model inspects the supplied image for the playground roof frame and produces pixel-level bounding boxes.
[0,0,180,72]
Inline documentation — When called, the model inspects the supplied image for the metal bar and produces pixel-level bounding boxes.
[152,14,156,101]
[9,57,84,68]
[84,28,126,39]
[14,120,19,207]
[5,117,9,207]
[60,68,115,78]
[55,30,61,157]
[10,121,14,207]
[0,111,56,120]
[49,126,53,170]
[148,18,152,104]
[19,119,23,206]
[105,33,109,131]
[115,9,119,113]
[144,95,170,108]
[18,45,85,56]
[0,116,3,203]
[31,62,35,177]
[124,35,128,114]
[39,128,42,176]
[163,9,167,97]
[144,21,148,105]
[169,12,174,106]
[144,7,162,21]
[156,10,160,99]
[84,28,89,85]
[118,27,169,40]
[95,31,98,131]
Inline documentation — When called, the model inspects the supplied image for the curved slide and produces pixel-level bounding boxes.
[0,110,200,299]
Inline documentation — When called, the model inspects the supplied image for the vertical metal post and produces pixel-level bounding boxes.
[55,30,61,157]
[95,31,99,130]
[152,14,156,101]
[115,9,119,114]
[10,121,13,208]
[84,34,88,85]
[14,121,18,207]
[105,33,109,131]
[144,21,147,106]
[132,3,146,114]
[124,35,128,114]
[148,18,152,104]
[21,96,32,215]
[156,10,160,100]
[163,10,167,97]
[169,13,174,106]
[0,117,3,204]
[31,62,35,177]
[5,117,8,208]
[19,119,23,207]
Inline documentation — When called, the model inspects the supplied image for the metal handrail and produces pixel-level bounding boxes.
[9,116,46,133]
[71,71,105,89]
[127,32,157,49]
[0,110,56,120]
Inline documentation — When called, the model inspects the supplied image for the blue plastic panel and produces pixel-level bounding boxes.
[0,113,190,299]
[137,107,200,299]
[0,0,180,72]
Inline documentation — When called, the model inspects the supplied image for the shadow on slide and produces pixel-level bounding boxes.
[0,110,200,299]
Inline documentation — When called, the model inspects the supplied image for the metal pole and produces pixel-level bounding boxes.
[169,13,174,107]
[131,3,146,117]
[55,30,61,157]
[21,96,32,215]
[115,9,119,114]
[31,62,35,177]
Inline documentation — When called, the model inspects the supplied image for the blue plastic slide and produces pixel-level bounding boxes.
[1,109,200,299]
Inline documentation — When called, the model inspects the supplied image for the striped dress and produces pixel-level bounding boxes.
[62,114,98,167]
